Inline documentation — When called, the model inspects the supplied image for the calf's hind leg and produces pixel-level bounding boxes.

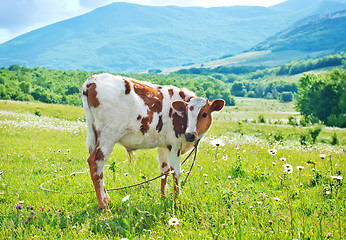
[87,135,116,211]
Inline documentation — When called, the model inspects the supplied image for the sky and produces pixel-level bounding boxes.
[0,0,287,44]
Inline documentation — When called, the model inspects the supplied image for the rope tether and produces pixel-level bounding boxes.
[40,142,199,194]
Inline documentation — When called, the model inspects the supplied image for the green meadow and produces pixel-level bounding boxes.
[0,99,345,239]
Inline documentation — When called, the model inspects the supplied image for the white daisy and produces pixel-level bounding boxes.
[122,195,130,202]
[168,217,180,226]
[268,149,277,156]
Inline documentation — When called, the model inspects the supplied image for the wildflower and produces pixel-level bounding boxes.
[326,191,331,195]
[16,205,22,210]
[210,138,225,147]
[268,149,277,156]
[283,164,293,174]
[121,238,129,240]
[41,207,44,211]
[122,195,130,202]
[24,220,29,224]
[204,181,208,184]
[168,217,180,226]
[124,173,129,176]
[203,174,207,177]
[319,154,326,159]
[326,232,332,238]
[106,227,110,230]
[72,226,76,229]
[296,166,304,171]
[26,206,30,209]
[269,220,273,225]
[257,201,263,205]
[30,210,35,215]
[331,176,343,180]
[279,157,286,161]
[273,197,280,201]
[272,162,276,166]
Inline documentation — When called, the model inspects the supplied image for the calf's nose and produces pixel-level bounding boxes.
[185,133,196,142]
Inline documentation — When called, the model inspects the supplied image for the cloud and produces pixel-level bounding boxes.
[0,0,88,33]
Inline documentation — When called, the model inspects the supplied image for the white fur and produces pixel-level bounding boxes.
[186,98,207,135]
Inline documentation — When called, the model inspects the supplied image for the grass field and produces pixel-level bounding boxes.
[0,99,345,239]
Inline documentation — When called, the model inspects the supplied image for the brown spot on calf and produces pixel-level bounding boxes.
[156,115,163,132]
[131,80,163,134]
[86,83,100,108]
[140,116,151,134]
[179,89,185,100]
[124,79,131,95]
[162,162,168,168]
[172,112,187,138]
[168,89,174,98]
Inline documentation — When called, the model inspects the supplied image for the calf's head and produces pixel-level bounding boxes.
[172,97,225,142]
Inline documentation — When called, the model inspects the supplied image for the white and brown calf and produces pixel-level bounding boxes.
[81,73,224,211]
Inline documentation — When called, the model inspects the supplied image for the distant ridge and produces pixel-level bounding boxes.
[0,0,345,73]
[250,10,346,53]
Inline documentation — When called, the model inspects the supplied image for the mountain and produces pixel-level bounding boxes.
[163,10,346,73]
[251,10,346,53]
[0,0,346,73]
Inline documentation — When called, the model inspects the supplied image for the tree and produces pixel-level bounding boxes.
[19,82,31,94]
[295,69,346,127]
[280,92,293,102]
[231,82,246,97]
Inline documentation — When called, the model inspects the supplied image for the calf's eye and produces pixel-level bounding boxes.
[202,112,208,118]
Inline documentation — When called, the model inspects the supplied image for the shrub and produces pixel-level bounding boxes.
[288,115,298,126]
[257,114,266,123]
[308,124,322,144]
[299,115,308,127]
[331,132,339,145]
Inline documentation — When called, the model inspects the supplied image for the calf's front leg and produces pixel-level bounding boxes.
[169,147,182,195]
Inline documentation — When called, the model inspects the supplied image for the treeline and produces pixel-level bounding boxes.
[0,53,345,108]
[230,80,297,101]
[173,53,346,101]
[175,53,346,78]
[0,66,235,106]
[0,66,90,106]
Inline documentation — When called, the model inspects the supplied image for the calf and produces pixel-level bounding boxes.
[81,73,224,211]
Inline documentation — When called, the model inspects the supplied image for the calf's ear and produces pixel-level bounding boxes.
[172,100,187,112]
[210,99,225,112]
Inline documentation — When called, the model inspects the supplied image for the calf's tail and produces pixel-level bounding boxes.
[81,81,97,154]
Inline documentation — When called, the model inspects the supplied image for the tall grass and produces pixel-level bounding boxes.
[0,100,344,239]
